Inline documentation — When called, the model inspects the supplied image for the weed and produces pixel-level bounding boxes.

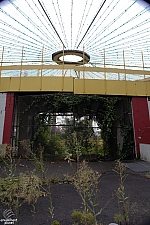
[72,161,102,225]
[71,210,95,225]
[113,159,135,225]
[20,140,46,181]
[0,143,47,221]
[0,145,19,210]
[145,173,150,179]
[19,139,31,157]
[51,220,60,225]
[49,194,54,220]
[0,172,43,209]
[32,144,46,181]
[19,140,60,224]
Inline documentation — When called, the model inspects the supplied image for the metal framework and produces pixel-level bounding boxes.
[0,46,150,96]
[0,1,150,97]
[0,76,150,96]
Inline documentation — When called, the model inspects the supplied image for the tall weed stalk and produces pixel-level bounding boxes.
[113,159,130,225]
[72,161,102,225]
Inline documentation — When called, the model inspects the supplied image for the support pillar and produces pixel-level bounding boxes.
[132,97,150,158]
[18,96,34,157]
[0,93,14,145]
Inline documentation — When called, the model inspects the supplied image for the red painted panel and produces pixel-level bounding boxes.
[2,93,14,144]
[132,97,150,157]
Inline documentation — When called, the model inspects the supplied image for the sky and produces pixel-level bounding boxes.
[0,0,150,79]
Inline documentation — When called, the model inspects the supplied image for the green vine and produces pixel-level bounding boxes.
[18,93,134,159]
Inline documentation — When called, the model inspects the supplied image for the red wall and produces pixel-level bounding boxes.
[132,97,150,158]
[2,93,14,144]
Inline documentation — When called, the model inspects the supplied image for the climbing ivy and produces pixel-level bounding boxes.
[18,93,134,159]
[96,97,119,158]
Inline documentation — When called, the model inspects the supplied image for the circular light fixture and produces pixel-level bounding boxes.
[52,50,90,65]
[59,55,83,62]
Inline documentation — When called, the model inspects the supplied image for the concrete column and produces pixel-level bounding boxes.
[18,95,34,157]
[0,93,6,144]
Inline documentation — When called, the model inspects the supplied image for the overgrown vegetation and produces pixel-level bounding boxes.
[71,210,96,225]
[0,146,148,225]
[18,94,134,160]
[0,146,44,223]
[0,94,137,224]
[0,143,56,224]
[33,115,104,161]
[113,160,137,225]
[70,161,102,225]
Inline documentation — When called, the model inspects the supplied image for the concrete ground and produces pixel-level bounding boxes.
[0,159,150,225]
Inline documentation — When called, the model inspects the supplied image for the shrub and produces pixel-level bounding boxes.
[72,161,102,224]
[0,172,43,209]
[51,220,60,225]
[71,210,95,225]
